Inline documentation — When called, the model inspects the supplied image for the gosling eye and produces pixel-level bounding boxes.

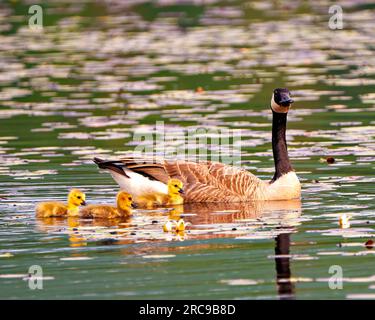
[128,197,132,201]
[174,185,178,187]
[77,196,81,199]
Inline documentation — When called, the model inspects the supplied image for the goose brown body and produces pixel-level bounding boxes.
[95,158,300,203]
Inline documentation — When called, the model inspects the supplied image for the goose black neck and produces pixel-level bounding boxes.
[271,110,293,182]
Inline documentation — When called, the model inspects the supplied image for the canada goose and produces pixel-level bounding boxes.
[35,189,86,218]
[79,191,136,219]
[94,88,300,202]
[135,179,184,208]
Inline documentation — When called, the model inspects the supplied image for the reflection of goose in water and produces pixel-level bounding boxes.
[184,201,300,300]
[35,199,301,242]
[274,232,295,300]
[94,88,300,202]
[35,216,132,247]
[182,199,301,225]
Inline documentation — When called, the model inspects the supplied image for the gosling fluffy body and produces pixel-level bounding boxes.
[136,179,184,208]
[79,191,135,219]
[35,189,86,218]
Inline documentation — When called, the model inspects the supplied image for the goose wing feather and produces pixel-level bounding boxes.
[117,157,264,203]
[112,157,169,183]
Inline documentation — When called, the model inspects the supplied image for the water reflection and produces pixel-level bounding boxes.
[185,201,300,299]
[35,199,301,243]
[274,232,295,300]
[35,199,301,298]
[183,200,301,225]
[22,192,305,299]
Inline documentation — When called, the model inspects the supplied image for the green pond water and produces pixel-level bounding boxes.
[1,0,375,299]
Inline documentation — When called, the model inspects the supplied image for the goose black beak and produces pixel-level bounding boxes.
[131,203,138,209]
[178,188,184,194]
[81,200,87,206]
[279,98,294,107]
[279,91,294,106]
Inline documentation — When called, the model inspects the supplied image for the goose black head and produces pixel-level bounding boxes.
[271,88,294,113]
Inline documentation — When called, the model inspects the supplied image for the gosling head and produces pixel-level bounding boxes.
[271,88,294,113]
[67,189,86,207]
[116,191,137,211]
[168,179,184,196]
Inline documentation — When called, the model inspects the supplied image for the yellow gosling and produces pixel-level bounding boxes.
[175,218,187,232]
[166,179,184,205]
[79,191,136,219]
[163,220,174,232]
[35,189,86,218]
[339,213,350,229]
[162,218,190,233]
[136,179,184,208]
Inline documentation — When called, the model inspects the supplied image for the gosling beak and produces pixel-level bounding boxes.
[131,203,138,209]
[81,200,87,206]
[178,188,184,194]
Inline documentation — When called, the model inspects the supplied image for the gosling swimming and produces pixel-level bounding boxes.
[35,189,86,218]
[163,218,189,233]
[135,179,184,208]
[79,191,136,219]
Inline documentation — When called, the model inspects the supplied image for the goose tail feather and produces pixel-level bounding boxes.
[93,157,130,178]
[93,157,168,197]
